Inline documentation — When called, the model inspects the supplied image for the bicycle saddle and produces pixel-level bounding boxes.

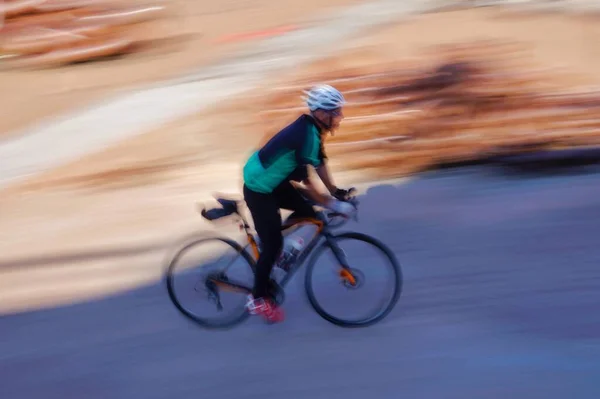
[201,197,240,221]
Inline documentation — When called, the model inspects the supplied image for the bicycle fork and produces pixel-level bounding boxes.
[324,233,358,287]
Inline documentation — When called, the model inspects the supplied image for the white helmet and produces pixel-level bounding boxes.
[303,84,346,111]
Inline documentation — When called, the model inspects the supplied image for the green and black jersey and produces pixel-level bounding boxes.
[243,114,326,194]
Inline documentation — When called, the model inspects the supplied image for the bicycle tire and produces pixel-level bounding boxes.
[166,236,256,329]
[304,231,403,327]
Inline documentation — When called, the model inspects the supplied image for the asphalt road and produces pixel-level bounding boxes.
[1,165,599,399]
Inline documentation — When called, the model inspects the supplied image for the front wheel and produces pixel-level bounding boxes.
[304,232,403,327]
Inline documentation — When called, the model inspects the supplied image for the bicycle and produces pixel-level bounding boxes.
[166,189,403,329]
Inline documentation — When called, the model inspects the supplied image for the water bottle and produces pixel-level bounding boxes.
[275,235,304,271]
[270,237,297,281]
[292,224,319,248]
[278,224,319,269]
[270,223,320,281]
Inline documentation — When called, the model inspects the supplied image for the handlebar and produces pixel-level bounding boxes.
[301,187,360,228]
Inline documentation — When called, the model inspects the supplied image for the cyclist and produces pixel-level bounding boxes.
[242,84,356,323]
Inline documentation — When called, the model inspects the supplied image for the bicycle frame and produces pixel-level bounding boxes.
[205,210,356,298]
[168,191,403,328]
[278,216,357,286]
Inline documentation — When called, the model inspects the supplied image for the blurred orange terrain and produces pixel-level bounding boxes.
[257,39,600,179]
[0,0,165,68]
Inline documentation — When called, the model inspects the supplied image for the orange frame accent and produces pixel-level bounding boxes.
[246,233,260,260]
[281,217,324,233]
[340,269,357,286]
[214,281,250,294]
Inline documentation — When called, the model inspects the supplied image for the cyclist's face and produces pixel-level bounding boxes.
[328,108,344,131]
[315,108,344,133]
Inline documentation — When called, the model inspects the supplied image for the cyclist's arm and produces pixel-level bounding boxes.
[313,136,338,195]
[292,125,336,204]
[315,161,338,195]
[290,174,330,206]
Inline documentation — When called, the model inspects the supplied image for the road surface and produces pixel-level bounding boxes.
[1,165,599,399]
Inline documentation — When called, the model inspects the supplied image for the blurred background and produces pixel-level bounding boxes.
[1,0,600,398]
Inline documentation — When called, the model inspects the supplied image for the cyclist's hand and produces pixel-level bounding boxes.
[333,187,356,201]
[326,198,355,218]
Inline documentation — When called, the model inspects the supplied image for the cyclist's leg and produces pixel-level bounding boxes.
[274,180,318,221]
[243,184,283,301]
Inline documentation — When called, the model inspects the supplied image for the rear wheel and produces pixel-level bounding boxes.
[304,232,403,327]
[166,236,256,329]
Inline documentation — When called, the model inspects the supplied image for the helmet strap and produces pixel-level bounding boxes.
[312,110,334,135]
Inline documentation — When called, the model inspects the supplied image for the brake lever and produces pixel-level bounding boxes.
[352,203,359,222]
[348,196,359,222]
